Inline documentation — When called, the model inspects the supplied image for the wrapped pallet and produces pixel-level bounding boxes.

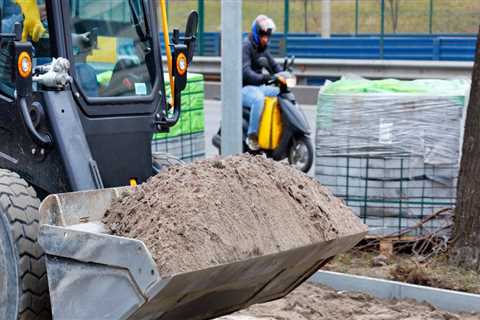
[152,73,205,162]
[316,76,470,236]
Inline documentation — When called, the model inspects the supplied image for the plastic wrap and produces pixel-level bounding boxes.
[315,77,470,236]
[317,77,469,165]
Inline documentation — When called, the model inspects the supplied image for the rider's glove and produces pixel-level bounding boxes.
[262,74,273,84]
[272,74,287,86]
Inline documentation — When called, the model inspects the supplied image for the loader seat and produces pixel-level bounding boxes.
[102,58,143,97]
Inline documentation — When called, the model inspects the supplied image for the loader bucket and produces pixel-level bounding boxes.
[38,188,366,320]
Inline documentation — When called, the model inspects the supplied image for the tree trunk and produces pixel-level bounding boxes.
[387,0,399,33]
[304,0,308,33]
[450,26,480,271]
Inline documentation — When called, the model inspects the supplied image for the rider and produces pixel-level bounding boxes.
[242,15,282,151]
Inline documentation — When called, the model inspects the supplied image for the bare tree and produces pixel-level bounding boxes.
[304,0,308,33]
[449,26,480,272]
[387,0,399,33]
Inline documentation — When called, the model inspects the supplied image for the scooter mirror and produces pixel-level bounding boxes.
[287,56,295,71]
[290,56,295,67]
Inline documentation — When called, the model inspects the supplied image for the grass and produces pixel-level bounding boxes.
[165,0,480,34]
[325,250,480,294]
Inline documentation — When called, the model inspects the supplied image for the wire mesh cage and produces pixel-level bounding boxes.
[152,73,205,163]
[315,77,470,237]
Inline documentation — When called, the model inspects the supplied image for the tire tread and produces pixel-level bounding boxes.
[0,170,50,320]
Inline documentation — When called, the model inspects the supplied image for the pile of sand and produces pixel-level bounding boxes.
[103,154,366,275]
[223,282,479,320]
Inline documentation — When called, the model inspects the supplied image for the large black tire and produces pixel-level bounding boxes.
[288,136,314,173]
[0,169,50,320]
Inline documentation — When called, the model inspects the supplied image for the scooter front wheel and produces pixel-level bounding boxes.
[288,136,313,173]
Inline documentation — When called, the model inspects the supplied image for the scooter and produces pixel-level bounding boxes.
[212,57,314,173]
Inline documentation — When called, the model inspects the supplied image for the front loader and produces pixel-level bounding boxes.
[0,1,366,319]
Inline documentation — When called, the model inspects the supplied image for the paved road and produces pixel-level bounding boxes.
[203,99,317,175]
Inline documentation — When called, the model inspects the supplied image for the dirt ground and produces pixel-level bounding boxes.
[103,154,366,275]
[325,251,480,294]
[220,282,480,320]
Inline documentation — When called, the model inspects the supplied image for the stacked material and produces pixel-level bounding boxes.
[152,73,205,162]
[315,77,470,236]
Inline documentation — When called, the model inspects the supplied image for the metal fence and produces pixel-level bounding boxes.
[165,0,480,37]
[152,74,206,163]
[162,33,476,60]
[163,0,479,59]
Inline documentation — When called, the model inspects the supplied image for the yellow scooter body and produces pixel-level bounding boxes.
[258,97,283,150]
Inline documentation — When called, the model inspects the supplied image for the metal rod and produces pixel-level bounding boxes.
[221,0,243,155]
[399,158,404,234]
[198,0,205,55]
[380,0,385,59]
[355,0,359,35]
[321,0,331,38]
[363,157,370,224]
[166,0,169,20]
[429,0,434,34]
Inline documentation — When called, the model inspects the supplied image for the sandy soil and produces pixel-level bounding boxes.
[103,154,366,276]
[220,282,480,320]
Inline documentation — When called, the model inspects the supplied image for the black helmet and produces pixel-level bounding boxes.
[251,15,276,46]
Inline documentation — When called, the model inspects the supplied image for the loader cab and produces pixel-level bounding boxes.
[0,0,196,195]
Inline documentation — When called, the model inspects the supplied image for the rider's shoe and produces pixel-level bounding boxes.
[246,135,260,151]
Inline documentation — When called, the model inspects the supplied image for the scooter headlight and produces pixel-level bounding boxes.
[286,76,297,88]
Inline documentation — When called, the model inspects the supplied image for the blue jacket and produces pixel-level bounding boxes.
[242,35,281,87]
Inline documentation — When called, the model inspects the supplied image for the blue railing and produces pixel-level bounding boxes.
[161,33,477,61]
[285,36,476,61]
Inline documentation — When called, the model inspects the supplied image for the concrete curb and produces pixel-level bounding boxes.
[309,270,480,314]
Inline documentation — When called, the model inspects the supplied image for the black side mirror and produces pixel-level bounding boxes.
[161,11,198,129]
[184,11,198,63]
[171,10,198,93]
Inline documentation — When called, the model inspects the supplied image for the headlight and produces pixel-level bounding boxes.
[286,76,297,88]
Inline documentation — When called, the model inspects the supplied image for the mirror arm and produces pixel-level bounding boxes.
[172,28,180,45]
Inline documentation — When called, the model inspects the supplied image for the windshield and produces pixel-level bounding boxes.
[69,0,155,98]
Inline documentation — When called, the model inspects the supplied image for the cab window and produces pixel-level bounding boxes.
[69,0,155,98]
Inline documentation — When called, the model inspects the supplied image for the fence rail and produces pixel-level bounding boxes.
[161,33,477,61]
[186,57,473,84]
